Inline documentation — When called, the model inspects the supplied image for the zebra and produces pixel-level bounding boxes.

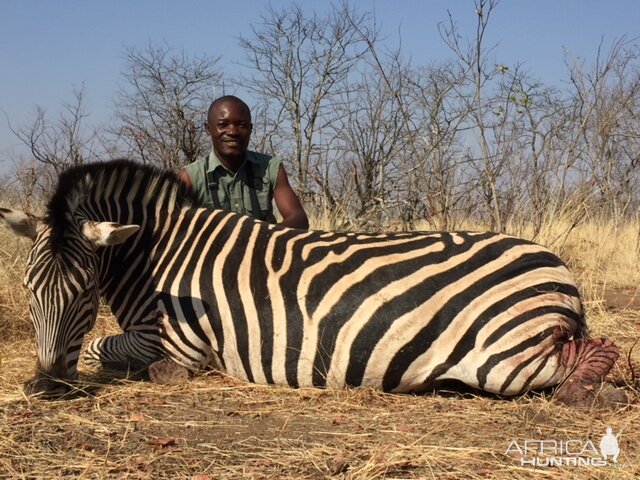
[0,159,621,406]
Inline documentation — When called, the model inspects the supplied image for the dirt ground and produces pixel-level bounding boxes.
[601,288,640,311]
[0,293,639,479]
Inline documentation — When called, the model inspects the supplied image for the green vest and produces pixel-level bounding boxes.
[184,150,281,223]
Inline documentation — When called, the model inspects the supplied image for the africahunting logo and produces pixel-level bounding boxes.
[504,427,622,467]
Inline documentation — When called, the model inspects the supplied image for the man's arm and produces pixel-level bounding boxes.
[273,165,309,229]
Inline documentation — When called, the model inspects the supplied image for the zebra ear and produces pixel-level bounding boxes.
[81,221,140,246]
[0,208,42,240]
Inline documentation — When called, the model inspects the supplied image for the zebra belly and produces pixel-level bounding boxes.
[287,275,579,394]
[315,314,569,394]
[215,292,577,395]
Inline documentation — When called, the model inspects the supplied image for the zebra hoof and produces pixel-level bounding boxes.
[596,383,629,409]
[554,381,629,409]
[554,338,621,408]
[148,358,192,384]
[23,376,72,399]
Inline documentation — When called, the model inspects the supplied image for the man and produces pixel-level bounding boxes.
[179,96,309,229]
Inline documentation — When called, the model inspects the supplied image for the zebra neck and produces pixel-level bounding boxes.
[95,208,185,331]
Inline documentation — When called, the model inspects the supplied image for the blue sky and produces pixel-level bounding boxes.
[1,0,639,170]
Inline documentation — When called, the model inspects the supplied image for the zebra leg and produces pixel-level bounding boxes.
[84,312,165,372]
[84,330,165,371]
[553,338,624,407]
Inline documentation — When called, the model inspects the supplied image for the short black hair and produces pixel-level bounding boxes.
[206,95,251,124]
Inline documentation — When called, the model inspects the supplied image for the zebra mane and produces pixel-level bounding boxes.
[46,159,197,251]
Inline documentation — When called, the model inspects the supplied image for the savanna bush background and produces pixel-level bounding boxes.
[2,0,640,340]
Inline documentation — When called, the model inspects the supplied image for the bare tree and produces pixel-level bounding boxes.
[7,160,56,211]
[7,86,98,204]
[112,42,222,170]
[564,36,640,225]
[327,59,406,229]
[9,86,97,174]
[437,0,507,230]
[238,2,375,201]
[344,6,481,230]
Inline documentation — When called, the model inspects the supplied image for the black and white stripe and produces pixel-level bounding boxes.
[8,160,588,396]
[155,218,583,395]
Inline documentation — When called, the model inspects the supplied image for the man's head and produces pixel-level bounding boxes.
[205,96,253,167]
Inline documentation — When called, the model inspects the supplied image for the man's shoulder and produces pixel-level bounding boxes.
[247,151,281,185]
[247,150,278,165]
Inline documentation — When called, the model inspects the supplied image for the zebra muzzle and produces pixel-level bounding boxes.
[23,375,73,399]
[24,357,74,399]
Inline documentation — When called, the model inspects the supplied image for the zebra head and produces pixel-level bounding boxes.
[0,208,139,398]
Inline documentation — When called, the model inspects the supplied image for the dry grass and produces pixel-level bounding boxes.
[566,220,640,296]
[0,229,31,341]
[1,219,639,479]
[1,326,639,479]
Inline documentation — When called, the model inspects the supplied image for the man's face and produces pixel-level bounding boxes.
[206,101,252,164]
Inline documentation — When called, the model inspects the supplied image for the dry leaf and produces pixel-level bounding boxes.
[326,454,349,475]
[332,415,347,425]
[74,442,95,452]
[149,436,176,449]
[128,413,145,422]
[394,424,415,432]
